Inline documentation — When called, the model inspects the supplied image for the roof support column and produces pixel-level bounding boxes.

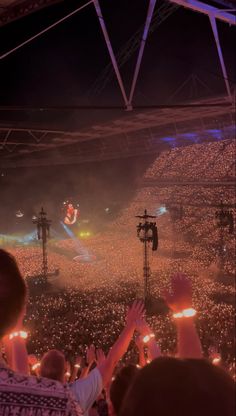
[209,14,232,101]
[128,0,157,107]
[93,0,130,109]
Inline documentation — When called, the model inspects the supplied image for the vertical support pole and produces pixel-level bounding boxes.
[209,15,232,101]
[93,0,130,109]
[128,0,157,106]
[42,238,48,281]
[143,215,150,306]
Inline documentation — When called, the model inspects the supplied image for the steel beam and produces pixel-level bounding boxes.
[209,15,232,100]
[0,0,93,60]
[93,0,129,109]
[128,0,157,106]
[169,0,236,24]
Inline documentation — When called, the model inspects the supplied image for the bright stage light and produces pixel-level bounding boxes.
[156,206,167,216]
[79,231,91,238]
[16,210,24,218]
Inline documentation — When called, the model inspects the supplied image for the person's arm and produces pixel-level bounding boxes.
[135,319,161,362]
[164,272,202,359]
[98,300,144,385]
[28,354,41,376]
[70,355,82,382]
[3,306,29,375]
[175,318,202,358]
[75,344,97,380]
[135,336,146,367]
[70,301,144,413]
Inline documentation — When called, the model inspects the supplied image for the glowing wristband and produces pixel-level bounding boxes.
[173,308,196,319]
[143,333,155,343]
[212,357,221,365]
[74,364,81,369]
[182,308,197,317]
[173,312,184,319]
[9,331,28,340]
[32,362,41,371]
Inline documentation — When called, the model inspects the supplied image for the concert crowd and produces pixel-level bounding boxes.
[0,139,235,415]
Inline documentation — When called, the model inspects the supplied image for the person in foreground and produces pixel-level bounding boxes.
[119,356,235,416]
[0,248,144,416]
[119,273,235,416]
[0,248,82,415]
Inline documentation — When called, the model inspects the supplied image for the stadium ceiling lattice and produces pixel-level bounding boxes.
[0,0,235,168]
[0,96,235,168]
[0,0,62,26]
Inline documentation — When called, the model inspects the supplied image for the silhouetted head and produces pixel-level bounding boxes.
[0,249,27,339]
[40,349,66,382]
[110,364,139,415]
[120,357,235,416]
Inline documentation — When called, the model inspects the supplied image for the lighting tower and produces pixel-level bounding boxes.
[33,207,51,282]
[215,201,234,273]
[136,209,158,306]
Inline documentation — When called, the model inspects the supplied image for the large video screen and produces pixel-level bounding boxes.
[62,200,80,226]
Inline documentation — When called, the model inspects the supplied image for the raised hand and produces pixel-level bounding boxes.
[164,272,192,312]
[126,300,145,329]
[86,344,96,366]
[135,319,153,337]
[28,354,39,367]
[74,354,82,367]
[96,348,106,366]
[135,335,144,350]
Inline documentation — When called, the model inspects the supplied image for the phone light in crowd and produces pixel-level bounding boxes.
[65,371,71,378]
[74,363,81,369]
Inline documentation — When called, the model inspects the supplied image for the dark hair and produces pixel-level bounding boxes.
[119,357,235,416]
[40,349,66,382]
[0,249,27,338]
[110,364,139,415]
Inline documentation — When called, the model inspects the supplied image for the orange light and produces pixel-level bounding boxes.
[212,357,221,365]
[32,362,41,371]
[9,330,28,340]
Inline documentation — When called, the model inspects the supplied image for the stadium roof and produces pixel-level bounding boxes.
[0,95,234,168]
[0,0,235,168]
[0,0,235,27]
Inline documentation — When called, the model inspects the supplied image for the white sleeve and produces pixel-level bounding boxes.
[69,368,103,413]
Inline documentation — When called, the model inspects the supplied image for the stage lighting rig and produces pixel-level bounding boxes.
[33,207,51,282]
[215,203,234,234]
[215,202,234,274]
[136,209,158,305]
